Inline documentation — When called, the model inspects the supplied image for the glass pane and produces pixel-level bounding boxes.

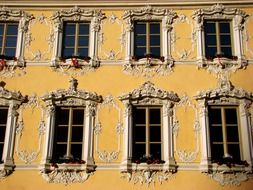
[150,35,160,46]
[150,47,160,56]
[209,108,222,124]
[0,24,4,35]
[63,36,75,47]
[56,108,69,125]
[226,126,239,142]
[0,109,8,124]
[133,108,145,124]
[62,48,74,57]
[150,143,161,159]
[205,35,217,46]
[135,35,146,46]
[211,144,224,161]
[219,22,231,33]
[149,109,161,124]
[6,36,17,47]
[150,23,160,34]
[210,126,223,142]
[0,144,3,160]
[227,144,241,161]
[135,23,146,34]
[221,47,232,57]
[4,48,16,57]
[72,109,84,125]
[71,144,82,159]
[56,126,68,142]
[150,126,161,142]
[134,47,146,57]
[132,144,146,161]
[133,126,146,142]
[205,22,216,33]
[72,127,83,142]
[225,108,238,124]
[220,35,231,46]
[79,24,89,34]
[7,24,18,35]
[205,47,217,57]
[53,144,67,160]
[0,126,6,142]
[64,23,76,35]
[78,48,88,57]
[78,36,89,46]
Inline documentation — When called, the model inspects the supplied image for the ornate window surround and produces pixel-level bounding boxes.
[50,6,105,68]
[119,81,180,173]
[122,6,177,68]
[195,79,253,175]
[192,4,248,69]
[40,78,102,184]
[0,7,33,67]
[0,82,25,178]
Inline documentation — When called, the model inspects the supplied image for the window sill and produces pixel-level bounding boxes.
[52,56,100,68]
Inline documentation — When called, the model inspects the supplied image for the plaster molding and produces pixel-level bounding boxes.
[244,14,253,59]
[121,169,174,186]
[173,95,200,163]
[95,95,123,163]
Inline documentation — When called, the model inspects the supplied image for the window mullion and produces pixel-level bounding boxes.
[146,22,150,54]
[221,108,228,156]
[66,108,73,158]
[216,22,221,55]
[2,23,7,55]
[146,108,149,157]
[74,23,79,56]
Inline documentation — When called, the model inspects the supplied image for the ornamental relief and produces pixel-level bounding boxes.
[94,95,123,163]
[15,94,46,164]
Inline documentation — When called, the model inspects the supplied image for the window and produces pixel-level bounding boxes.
[52,107,85,162]
[0,22,18,58]
[0,107,8,162]
[134,21,161,58]
[208,106,241,161]
[62,22,89,58]
[132,107,162,161]
[204,20,233,58]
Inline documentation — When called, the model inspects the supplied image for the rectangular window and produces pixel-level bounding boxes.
[132,107,162,162]
[0,107,8,162]
[0,22,18,57]
[204,20,233,58]
[134,21,161,57]
[208,106,241,161]
[53,107,85,162]
[62,22,90,58]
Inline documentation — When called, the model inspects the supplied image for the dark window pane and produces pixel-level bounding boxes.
[205,47,217,57]
[150,23,160,34]
[0,144,3,160]
[64,23,76,35]
[135,35,146,46]
[226,126,239,142]
[209,108,222,124]
[227,144,241,161]
[149,109,161,124]
[72,109,84,125]
[135,23,146,34]
[4,48,16,57]
[0,126,6,142]
[6,36,17,47]
[135,47,146,56]
[205,35,217,46]
[63,48,74,57]
[211,144,224,160]
[71,144,82,159]
[220,35,231,46]
[63,36,75,47]
[150,143,161,159]
[7,24,18,35]
[0,24,3,35]
[79,24,89,34]
[150,47,160,56]
[133,108,146,124]
[210,126,223,142]
[221,47,232,57]
[56,108,69,125]
[150,126,161,142]
[53,144,67,160]
[72,127,83,142]
[150,36,160,46]
[205,22,216,33]
[225,108,237,124]
[133,126,146,142]
[0,109,8,124]
[132,144,145,160]
[78,48,88,57]
[78,36,89,46]
[219,22,230,33]
[56,126,68,142]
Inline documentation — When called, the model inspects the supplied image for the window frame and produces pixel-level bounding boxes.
[119,81,180,172]
[0,7,33,66]
[51,7,105,68]
[123,6,177,66]
[192,4,248,68]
